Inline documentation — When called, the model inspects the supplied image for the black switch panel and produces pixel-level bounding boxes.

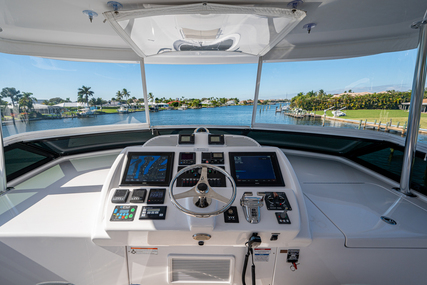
[112,189,130,203]
[177,166,226,187]
[265,192,292,211]
[139,206,167,220]
[275,212,291,224]
[130,189,147,203]
[147,188,166,204]
[224,206,239,223]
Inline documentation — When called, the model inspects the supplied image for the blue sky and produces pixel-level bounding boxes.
[0,48,418,102]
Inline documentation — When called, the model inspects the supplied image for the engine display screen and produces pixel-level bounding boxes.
[121,152,174,186]
[181,153,194,160]
[229,152,284,186]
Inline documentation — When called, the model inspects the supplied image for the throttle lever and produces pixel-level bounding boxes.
[240,192,264,224]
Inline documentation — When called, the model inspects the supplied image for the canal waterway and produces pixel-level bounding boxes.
[2,105,426,143]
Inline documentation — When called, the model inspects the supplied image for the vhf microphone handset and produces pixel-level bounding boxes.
[242,233,262,285]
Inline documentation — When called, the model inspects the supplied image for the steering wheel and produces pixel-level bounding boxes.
[169,164,236,218]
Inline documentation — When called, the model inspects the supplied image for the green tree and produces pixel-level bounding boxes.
[47,97,65,105]
[148,92,154,103]
[18,92,37,122]
[96,97,107,110]
[122,88,131,101]
[116,90,123,103]
[191,99,201,108]
[89,97,97,107]
[77,86,94,105]
[1,87,22,106]
[18,92,37,111]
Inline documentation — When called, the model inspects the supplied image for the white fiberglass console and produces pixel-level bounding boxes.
[92,131,311,248]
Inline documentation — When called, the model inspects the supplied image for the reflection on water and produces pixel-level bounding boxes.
[2,105,426,143]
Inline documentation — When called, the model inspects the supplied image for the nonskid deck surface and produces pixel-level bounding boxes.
[0,148,426,284]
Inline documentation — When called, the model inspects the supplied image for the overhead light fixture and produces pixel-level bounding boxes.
[104,3,306,58]
[303,23,316,34]
[287,0,304,10]
[107,1,123,13]
[83,10,98,23]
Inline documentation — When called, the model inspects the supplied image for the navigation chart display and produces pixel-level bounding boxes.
[229,152,284,186]
[122,152,174,186]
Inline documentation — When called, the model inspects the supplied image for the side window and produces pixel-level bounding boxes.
[356,147,427,192]
[5,146,52,181]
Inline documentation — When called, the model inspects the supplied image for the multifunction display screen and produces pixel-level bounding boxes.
[121,152,174,186]
[229,152,284,186]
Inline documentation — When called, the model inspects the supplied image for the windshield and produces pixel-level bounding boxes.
[0,53,145,137]
[256,49,427,143]
[1,49,426,143]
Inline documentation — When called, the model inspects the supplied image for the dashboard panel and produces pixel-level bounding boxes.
[92,132,311,248]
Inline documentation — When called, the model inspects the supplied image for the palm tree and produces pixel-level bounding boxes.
[122,89,131,101]
[148,92,154,103]
[77,93,85,103]
[89,97,97,107]
[77,86,94,106]
[18,92,37,123]
[116,90,123,103]
[19,92,37,110]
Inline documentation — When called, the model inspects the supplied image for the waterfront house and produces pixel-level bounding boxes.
[400,99,427,112]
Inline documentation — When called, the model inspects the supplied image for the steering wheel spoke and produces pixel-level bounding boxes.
[174,187,198,200]
[199,166,209,184]
[206,188,229,204]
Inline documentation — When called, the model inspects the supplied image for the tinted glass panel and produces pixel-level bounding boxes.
[5,148,49,177]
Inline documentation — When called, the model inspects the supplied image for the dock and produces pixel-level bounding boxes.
[325,116,427,136]
[283,109,322,119]
[276,107,427,136]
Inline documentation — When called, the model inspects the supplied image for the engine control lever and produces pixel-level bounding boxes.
[240,192,264,224]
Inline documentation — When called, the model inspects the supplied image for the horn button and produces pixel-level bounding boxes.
[197,183,209,193]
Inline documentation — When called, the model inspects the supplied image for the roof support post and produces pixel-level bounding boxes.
[140,58,151,127]
[0,107,6,194]
[251,56,263,128]
[399,20,427,196]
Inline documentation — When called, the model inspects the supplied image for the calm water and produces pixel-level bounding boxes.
[3,105,426,142]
